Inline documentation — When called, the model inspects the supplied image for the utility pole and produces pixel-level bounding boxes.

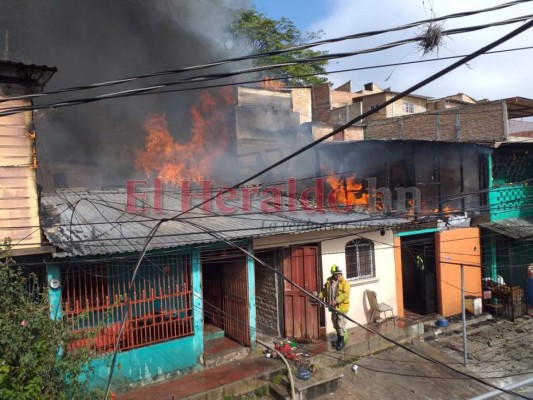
[461,263,468,367]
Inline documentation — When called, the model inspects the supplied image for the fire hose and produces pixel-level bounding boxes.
[256,338,296,400]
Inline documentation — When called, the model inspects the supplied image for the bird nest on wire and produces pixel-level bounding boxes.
[417,21,445,55]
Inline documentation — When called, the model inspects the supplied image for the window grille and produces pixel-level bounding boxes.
[345,238,375,279]
[62,253,192,354]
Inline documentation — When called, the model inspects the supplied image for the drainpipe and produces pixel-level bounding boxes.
[256,339,296,400]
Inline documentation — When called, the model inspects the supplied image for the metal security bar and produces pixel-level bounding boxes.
[62,253,192,354]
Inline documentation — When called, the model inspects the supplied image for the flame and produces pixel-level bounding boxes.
[135,88,234,184]
[442,204,453,213]
[417,200,458,216]
[325,174,370,208]
[406,199,415,216]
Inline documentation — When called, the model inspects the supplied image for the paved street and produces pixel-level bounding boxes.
[315,314,533,400]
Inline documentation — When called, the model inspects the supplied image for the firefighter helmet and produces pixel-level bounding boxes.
[330,264,343,275]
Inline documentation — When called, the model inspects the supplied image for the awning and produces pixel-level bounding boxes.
[479,217,533,240]
[506,97,533,119]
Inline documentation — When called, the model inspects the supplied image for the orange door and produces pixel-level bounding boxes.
[283,246,320,340]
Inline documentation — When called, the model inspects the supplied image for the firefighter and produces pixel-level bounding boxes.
[321,264,351,350]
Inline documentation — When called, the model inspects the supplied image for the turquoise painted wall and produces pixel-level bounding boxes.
[47,246,206,391]
[488,185,533,221]
[88,248,204,390]
[90,335,201,390]
[247,242,256,349]
[47,240,259,391]
[394,228,438,237]
[46,264,62,321]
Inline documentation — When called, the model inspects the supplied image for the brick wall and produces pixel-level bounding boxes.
[365,101,505,142]
[311,122,364,142]
[312,83,332,123]
[330,90,354,108]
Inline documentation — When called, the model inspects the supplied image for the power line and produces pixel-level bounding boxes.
[101,23,533,395]
[1,14,533,117]
[2,0,529,104]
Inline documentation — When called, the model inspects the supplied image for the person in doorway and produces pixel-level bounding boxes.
[321,264,350,351]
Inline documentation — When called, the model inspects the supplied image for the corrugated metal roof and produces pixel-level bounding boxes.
[479,218,533,240]
[41,190,409,258]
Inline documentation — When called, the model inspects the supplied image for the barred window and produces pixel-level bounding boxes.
[345,238,375,279]
[62,254,192,354]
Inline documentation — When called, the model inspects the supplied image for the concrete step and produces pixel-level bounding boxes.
[203,345,251,370]
[269,368,344,400]
[187,378,271,400]
[313,321,424,366]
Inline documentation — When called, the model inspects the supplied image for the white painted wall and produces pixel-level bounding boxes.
[253,228,398,334]
[320,230,397,333]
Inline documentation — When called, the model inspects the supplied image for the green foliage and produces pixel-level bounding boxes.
[0,245,100,399]
[230,8,329,87]
[254,385,268,397]
[270,371,285,385]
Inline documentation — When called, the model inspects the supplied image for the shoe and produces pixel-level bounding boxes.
[336,340,345,351]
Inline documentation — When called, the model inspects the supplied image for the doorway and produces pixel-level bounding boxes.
[401,234,437,315]
[202,251,250,346]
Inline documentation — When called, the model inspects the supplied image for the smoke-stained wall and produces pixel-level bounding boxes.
[0,0,250,189]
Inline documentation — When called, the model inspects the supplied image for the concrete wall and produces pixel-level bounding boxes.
[290,87,312,123]
[320,230,397,330]
[436,228,482,317]
[394,236,405,318]
[254,229,397,333]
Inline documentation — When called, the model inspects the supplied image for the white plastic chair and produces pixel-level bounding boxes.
[366,289,395,325]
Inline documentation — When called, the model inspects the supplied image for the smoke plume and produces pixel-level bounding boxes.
[0,0,250,188]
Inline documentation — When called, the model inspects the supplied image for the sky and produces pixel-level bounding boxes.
[253,0,533,101]
[1,1,531,188]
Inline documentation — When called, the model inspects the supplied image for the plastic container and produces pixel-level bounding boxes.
[436,318,449,327]
[296,367,311,380]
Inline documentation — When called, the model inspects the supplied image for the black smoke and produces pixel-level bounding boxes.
[0,0,249,188]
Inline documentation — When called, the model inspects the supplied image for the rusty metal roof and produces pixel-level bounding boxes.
[479,217,533,240]
[40,190,409,258]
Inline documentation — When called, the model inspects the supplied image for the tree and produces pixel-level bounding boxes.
[230,8,329,87]
[0,245,101,400]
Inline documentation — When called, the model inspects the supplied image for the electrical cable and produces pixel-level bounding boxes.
[177,217,531,399]
[101,22,533,398]
[2,14,533,117]
[2,0,529,104]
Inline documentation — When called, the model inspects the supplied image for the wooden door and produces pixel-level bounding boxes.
[283,246,320,340]
[223,260,250,346]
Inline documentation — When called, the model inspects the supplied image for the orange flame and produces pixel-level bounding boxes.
[135,88,234,184]
[325,174,371,208]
